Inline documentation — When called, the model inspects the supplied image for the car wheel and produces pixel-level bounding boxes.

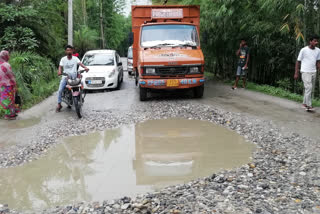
[115,76,121,90]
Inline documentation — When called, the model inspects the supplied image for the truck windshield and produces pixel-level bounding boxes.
[141,25,199,48]
[82,53,114,66]
[127,47,133,59]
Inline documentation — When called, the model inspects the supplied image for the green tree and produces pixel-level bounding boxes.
[74,25,99,57]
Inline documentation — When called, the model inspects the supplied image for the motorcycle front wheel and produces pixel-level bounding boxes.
[73,96,82,119]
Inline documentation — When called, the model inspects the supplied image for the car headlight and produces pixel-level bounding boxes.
[108,69,116,78]
[145,68,156,74]
[189,67,199,74]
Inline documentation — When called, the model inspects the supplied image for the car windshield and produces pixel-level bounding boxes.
[82,53,114,66]
[141,25,199,48]
[127,47,133,59]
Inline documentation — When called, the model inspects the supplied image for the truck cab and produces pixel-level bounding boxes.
[131,5,205,101]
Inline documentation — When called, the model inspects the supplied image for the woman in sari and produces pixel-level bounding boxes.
[0,50,20,120]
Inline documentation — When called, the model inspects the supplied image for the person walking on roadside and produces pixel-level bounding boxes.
[232,38,250,90]
[0,50,20,120]
[56,45,89,112]
[294,35,320,111]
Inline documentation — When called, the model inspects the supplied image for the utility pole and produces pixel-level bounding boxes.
[68,0,73,46]
[100,0,106,48]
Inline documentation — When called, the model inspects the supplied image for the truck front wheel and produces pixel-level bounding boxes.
[140,86,147,101]
[194,85,204,98]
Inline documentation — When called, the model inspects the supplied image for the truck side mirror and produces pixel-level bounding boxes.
[128,32,134,45]
[118,62,123,66]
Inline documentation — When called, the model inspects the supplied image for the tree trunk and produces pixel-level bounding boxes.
[303,0,307,46]
[100,0,106,49]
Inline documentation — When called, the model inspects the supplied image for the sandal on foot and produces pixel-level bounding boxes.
[4,116,16,120]
[56,104,62,112]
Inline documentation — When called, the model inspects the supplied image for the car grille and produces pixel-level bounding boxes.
[87,84,104,88]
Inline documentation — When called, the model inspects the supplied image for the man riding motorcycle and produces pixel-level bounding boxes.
[56,45,89,112]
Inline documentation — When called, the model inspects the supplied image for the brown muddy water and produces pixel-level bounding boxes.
[0,119,255,212]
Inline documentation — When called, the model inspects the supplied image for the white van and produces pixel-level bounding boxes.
[127,46,133,75]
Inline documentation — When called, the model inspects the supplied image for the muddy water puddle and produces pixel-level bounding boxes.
[0,119,255,212]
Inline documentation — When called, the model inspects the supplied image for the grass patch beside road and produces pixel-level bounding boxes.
[225,80,320,107]
[204,72,215,81]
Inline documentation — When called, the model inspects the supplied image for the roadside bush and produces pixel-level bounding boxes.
[0,51,58,116]
[276,78,291,91]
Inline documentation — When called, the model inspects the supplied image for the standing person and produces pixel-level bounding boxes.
[0,50,20,120]
[56,45,89,112]
[294,35,320,111]
[232,38,250,90]
[72,47,80,58]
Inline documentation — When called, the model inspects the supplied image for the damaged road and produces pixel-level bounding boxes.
[0,72,320,214]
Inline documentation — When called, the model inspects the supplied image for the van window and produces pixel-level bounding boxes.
[127,47,133,59]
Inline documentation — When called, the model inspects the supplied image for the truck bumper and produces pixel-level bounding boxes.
[139,78,205,89]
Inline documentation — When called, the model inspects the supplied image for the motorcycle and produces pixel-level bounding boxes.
[61,70,87,118]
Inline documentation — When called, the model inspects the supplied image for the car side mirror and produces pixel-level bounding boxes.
[128,32,134,45]
[118,62,122,66]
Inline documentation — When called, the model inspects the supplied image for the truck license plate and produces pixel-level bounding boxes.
[166,79,179,87]
[89,80,102,84]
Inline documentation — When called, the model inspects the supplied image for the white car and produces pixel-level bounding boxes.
[80,50,123,90]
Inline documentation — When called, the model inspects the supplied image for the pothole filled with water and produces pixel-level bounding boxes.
[0,119,255,212]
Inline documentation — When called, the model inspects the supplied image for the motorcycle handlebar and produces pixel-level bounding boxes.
[79,69,89,73]
[61,69,88,76]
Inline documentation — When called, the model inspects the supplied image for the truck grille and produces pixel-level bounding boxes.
[157,66,188,75]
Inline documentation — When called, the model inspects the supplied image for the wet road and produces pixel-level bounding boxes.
[200,82,320,141]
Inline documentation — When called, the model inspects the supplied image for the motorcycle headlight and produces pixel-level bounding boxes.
[189,67,199,74]
[108,69,116,78]
[145,68,156,74]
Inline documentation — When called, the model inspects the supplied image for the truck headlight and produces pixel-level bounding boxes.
[108,69,116,78]
[145,68,156,74]
[189,67,199,74]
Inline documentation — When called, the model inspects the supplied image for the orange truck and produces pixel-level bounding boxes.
[131,5,205,101]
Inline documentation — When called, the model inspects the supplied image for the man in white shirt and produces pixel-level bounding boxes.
[56,45,89,112]
[295,35,320,111]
